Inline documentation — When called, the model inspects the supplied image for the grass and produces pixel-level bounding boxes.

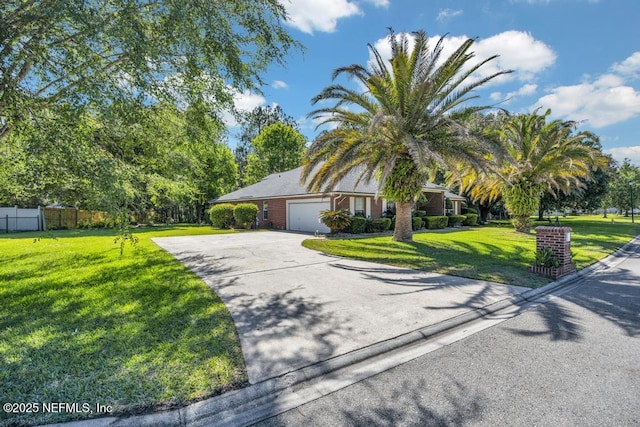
[0,225,246,427]
[303,215,640,289]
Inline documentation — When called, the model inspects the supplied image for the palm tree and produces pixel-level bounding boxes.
[302,29,509,242]
[455,109,606,233]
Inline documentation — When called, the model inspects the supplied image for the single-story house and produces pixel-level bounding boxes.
[212,166,466,233]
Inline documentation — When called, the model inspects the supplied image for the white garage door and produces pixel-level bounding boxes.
[288,199,331,233]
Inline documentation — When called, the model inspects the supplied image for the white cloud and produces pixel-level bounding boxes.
[611,52,640,78]
[362,0,389,7]
[473,31,556,83]
[281,0,361,34]
[272,80,289,89]
[222,89,266,127]
[535,73,640,128]
[605,146,640,166]
[437,8,463,22]
[369,30,556,85]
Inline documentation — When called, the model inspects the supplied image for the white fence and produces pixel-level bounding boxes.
[0,206,45,232]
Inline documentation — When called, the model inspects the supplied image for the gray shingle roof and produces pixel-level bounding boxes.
[214,166,462,202]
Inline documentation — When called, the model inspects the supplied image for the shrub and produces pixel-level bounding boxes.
[414,210,427,218]
[320,210,352,233]
[233,203,259,229]
[424,215,448,229]
[463,213,479,226]
[349,216,367,234]
[380,217,392,231]
[412,216,423,231]
[209,203,235,229]
[365,218,374,233]
[534,247,559,267]
[447,214,467,227]
[462,206,478,214]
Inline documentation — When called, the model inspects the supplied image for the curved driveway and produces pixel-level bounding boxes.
[153,231,526,384]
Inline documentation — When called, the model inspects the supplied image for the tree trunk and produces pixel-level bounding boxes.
[512,215,531,233]
[392,201,413,242]
[478,203,491,224]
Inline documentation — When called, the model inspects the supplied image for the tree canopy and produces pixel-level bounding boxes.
[454,110,607,232]
[234,105,299,186]
[1,0,299,138]
[244,122,307,185]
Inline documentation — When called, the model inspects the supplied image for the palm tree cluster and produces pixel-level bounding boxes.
[303,29,607,240]
[454,110,607,232]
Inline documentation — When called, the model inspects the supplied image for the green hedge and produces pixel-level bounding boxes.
[412,217,424,231]
[414,210,427,218]
[209,203,235,229]
[349,216,367,234]
[233,203,258,229]
[424,215,448,229]
[463,213,478,226]
[447,214,467,227]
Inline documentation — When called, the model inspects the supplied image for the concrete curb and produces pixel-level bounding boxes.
[45,234,640,427]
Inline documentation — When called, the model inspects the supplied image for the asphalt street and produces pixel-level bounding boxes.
[254,240,640,427]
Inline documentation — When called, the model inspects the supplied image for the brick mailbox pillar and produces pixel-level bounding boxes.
[530,226,577,279]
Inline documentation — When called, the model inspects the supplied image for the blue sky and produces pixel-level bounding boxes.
[227,0,640,165]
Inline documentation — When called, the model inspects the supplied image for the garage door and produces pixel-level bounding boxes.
[288,199,331,233]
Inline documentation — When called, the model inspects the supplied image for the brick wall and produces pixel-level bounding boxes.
[535,226,573,266]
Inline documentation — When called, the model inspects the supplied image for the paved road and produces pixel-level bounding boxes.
[254,239,640,426]
[154,232,526,384]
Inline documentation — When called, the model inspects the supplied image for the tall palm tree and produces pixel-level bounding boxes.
[455,109,606,233]
[302,29,509,242]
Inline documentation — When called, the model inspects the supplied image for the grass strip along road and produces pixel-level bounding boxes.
[303,215,640,288]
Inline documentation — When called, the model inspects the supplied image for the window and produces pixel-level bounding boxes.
[354,197,365,216]
[263,201,268,220]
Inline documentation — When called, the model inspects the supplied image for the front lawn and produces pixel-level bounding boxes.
[0,226,246,427]
[303,215,639,288]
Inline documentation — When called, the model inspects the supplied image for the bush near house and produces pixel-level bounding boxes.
[320,209,352,233]
[233,203,259,229]
[349,216,367,234]
[209,203,235,229]
[447,214,467,227]
[424,215,448,229]
[412,217,424,231]
[463,213,479,226]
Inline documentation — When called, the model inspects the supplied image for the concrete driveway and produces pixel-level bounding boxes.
[153,231,527,384]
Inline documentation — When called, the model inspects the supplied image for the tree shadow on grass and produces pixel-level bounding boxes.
[0,248,248,426]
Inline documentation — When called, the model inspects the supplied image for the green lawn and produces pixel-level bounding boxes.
[303,215,640,288]
[0,226,246,427]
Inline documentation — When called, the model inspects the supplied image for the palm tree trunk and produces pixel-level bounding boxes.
[512,215,532,233]
[393,201,413,242]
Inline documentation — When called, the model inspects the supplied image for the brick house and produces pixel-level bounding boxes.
[212,166,465,233]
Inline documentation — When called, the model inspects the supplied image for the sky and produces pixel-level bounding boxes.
[227,0,640,166]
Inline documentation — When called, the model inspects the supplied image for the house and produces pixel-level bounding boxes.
[213,166,466,233]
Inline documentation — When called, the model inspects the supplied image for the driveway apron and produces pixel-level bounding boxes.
[153,231,527,384]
